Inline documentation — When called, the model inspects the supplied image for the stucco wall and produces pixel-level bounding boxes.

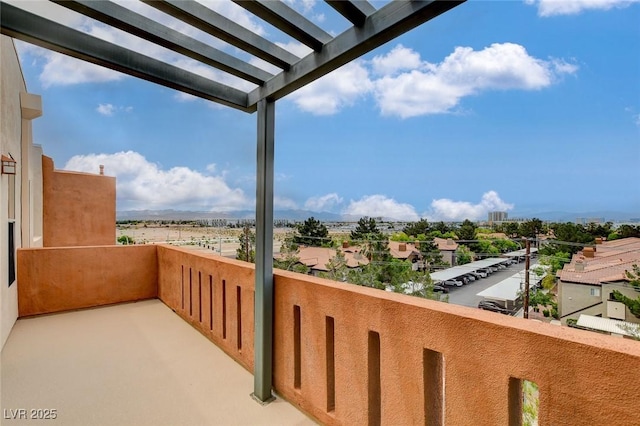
[0,36,26,348]
[17,245,157,316]
[10,244,640,425]
[601,282,640,323]
[42,155,116,247]
[273,271,640,426]
[157,245,255,371]
[558,280,603,324]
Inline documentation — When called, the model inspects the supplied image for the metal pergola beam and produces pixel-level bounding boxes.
[326,0,376,27]
[141,0,299,71]
[0,3,251,112]
[232,0,332,51]
[248,0,464,107]
[53,0,273,85]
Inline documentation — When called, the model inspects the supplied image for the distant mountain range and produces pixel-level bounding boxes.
[117,209,639,223]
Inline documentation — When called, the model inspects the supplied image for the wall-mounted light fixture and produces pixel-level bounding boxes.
[1,154,16,175]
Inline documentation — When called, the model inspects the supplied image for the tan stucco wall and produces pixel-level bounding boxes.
[42,155,116,247]
[272,271,639,426]
[155,246,639,426]
[601,282,640,323]
[558,280,603,324]
[157,245,255,372]
[1,36,27,348]
[17,245,157,317]
[11,244,640,425]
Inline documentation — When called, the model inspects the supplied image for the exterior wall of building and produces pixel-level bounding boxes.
[0,36,42,349]
[441,250,455,266]
[42,155,116,247]
[601,282,640,324]
[558,280,603,324]
[17,245,157,316]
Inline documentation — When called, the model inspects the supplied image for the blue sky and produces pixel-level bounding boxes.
[10,0,640,221]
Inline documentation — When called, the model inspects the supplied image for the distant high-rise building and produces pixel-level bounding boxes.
[488,211,508,223]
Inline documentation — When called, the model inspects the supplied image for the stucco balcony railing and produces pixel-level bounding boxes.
[11,245,640,425]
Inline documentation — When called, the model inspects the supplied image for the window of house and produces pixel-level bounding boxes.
[8,221,15,286]
[590,288,601,297]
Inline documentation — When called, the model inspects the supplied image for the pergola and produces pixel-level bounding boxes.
[1,0,465,403]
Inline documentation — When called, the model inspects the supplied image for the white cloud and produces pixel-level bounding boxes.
[96,103,132,116]
[525,0,640,16]
[371,44,422,76]
[373,43,578,118]
[96,103,116,116]
[304,193,343,212]
[64,151,251,211]
[289,61,373,115]
[344,195,419,221]
[425,191,514,222]
[274,196,299,210]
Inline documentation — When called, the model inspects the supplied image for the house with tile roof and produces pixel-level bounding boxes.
[279,245,369,276]
[433,237,459,266]
[558,237,640,325]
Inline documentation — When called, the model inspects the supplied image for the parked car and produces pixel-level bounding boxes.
[458,276,469,285]
[470,271,486,279]
[478,300,510,314]
[442,279,463,287]
[463,274,476,282]
[497,264,506,270]
[477,268,491,276]
[432,285,449,293]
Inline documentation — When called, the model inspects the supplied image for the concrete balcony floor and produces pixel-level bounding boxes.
[1,299,315,425]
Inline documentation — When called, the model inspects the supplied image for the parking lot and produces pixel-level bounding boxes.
[445,261,538,308]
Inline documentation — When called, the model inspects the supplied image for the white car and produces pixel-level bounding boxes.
[443,279,463,287]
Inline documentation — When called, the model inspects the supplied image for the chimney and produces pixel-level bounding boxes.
[99,165,104,175]
[595,237,603,244]
[583,247,596,258]
[342,241,349,249]
[447,238,454,246]
[575,261,585,272]
[399,243,407,252]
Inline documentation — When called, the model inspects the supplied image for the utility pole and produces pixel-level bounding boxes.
[523,238,531,319]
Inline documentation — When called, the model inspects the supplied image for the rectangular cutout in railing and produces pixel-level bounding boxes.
[423,348,444,426]
[522,379,539,426]
[236,286,242,351]
[509,377,540,426]
[368,330,381,426]
[181,265,184,310]
[189,267,193,317]
[326,316,335,412]
[209,275,213,331]
[222,280,227,339]
[294,305,301,390]
[198,271,202,323]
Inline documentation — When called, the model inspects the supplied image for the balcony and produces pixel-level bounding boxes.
[5,244,639,425]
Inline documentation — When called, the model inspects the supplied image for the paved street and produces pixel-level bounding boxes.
[446,261,538,308]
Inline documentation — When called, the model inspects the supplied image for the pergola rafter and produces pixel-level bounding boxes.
[0,0,466,404]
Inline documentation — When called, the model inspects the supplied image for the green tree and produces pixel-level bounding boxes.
[417,234,444,269]
[402,219,431,237]
[610,264,640,320]
[457,219,477,241]
[294,216,329,247]
[390,232,411,242]
[351,217,389,263]
[236,226,255,263]
[323,250,348,282]
[456,245,473,265]
[432,221,451,234]
[519,218,544,239]
[117,235,135,245]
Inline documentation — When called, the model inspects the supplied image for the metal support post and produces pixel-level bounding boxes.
[252,98,275,404]
[523,238,531,319]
